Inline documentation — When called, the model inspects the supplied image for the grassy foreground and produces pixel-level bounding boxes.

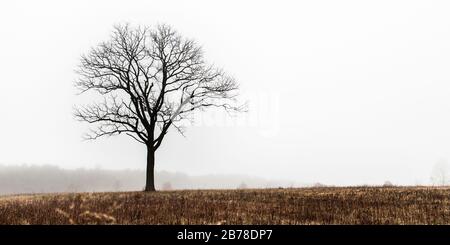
[1,187,450,224]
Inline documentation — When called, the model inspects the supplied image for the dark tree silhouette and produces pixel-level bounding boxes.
[74,24,242,191]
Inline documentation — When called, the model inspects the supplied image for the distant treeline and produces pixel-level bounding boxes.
[0,165,303,195]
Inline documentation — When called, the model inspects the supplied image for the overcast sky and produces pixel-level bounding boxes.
[1,0,450,185]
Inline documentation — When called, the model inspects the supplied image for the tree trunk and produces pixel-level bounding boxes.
[145,146,156,191]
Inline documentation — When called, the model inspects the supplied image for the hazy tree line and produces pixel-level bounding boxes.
[2,161,447,195]
[0,165,300,195]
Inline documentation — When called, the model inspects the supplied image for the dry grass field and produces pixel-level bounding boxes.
[1,187,450,225]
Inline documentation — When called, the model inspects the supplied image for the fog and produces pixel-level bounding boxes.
[0,165,304,195]
[1,0,450,192]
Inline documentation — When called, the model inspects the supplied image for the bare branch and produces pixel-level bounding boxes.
[75,23,244,150]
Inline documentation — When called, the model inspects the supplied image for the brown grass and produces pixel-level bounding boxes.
[1,187,450,224]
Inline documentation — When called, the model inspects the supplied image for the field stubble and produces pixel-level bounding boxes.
[0,187,449,224]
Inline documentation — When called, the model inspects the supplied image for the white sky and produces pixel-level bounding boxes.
[1,0,450,185]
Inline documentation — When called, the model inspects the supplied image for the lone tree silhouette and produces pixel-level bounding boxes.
[75,24,242,191]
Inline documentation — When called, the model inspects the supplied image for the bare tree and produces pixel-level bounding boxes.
[74,24,242,191]
[430,158,449,186]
